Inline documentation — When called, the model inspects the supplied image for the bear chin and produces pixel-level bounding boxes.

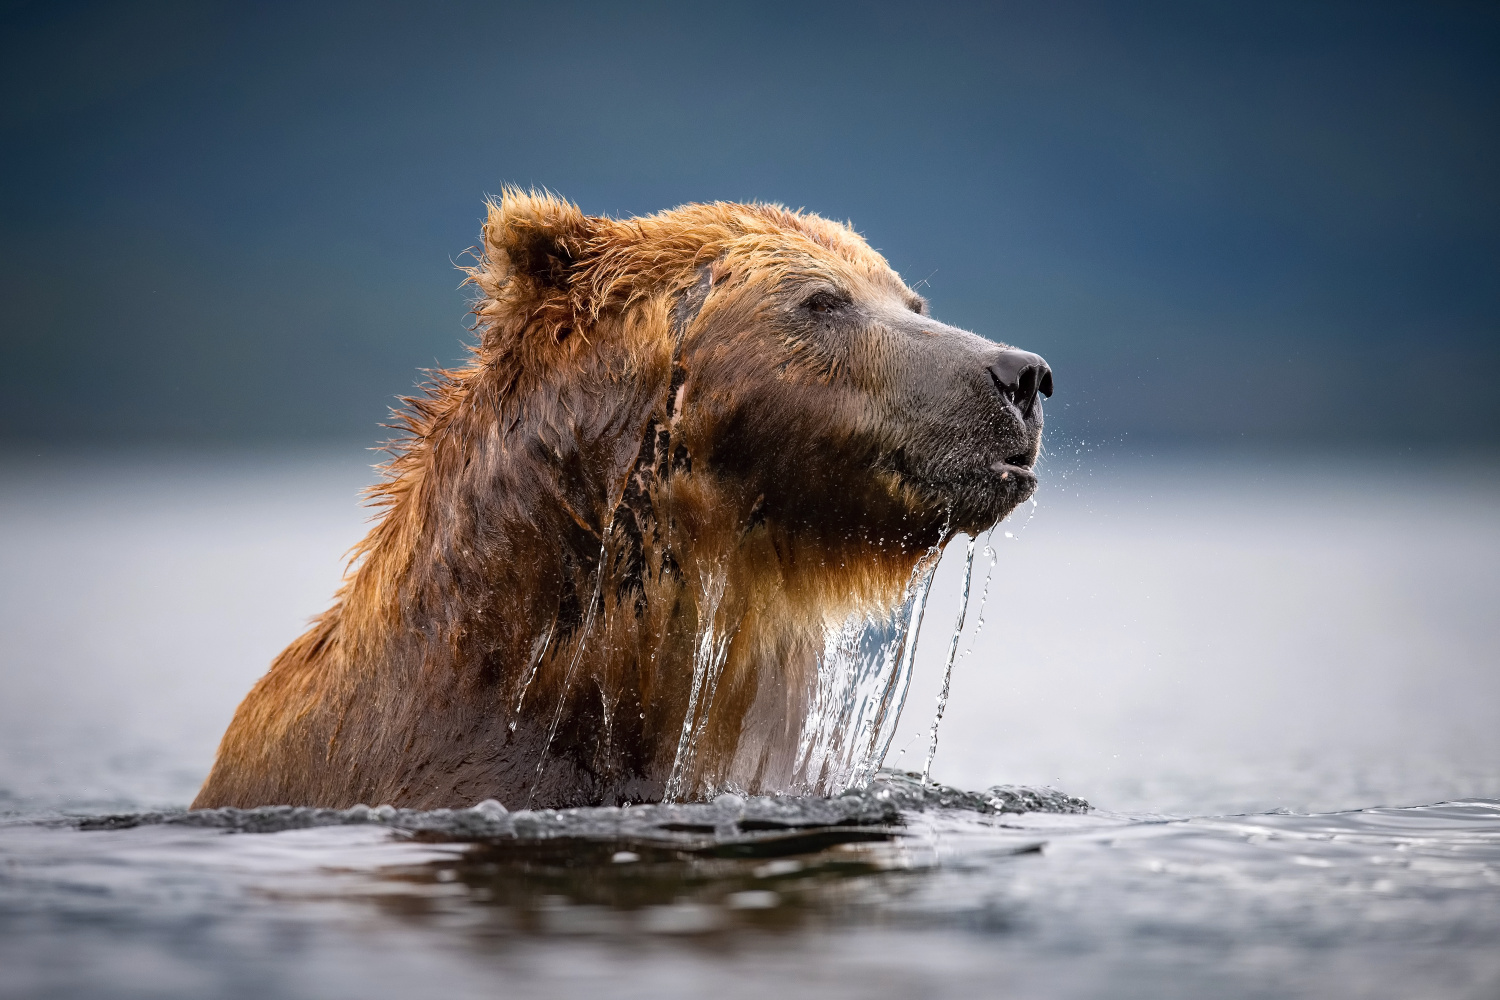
[920,461,1040,538]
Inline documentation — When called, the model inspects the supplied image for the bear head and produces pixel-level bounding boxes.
[466,190,1050,556]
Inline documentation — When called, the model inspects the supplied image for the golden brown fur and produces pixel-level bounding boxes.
[194,190,1046,810]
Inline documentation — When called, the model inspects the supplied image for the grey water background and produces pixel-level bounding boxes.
[3,1,1500,997]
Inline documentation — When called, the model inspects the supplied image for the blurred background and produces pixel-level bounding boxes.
[2,0,1496,816]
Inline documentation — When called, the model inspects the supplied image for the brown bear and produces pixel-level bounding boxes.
[192,190,1051,811]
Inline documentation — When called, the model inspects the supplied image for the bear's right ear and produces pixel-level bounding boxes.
[469,188,598,345]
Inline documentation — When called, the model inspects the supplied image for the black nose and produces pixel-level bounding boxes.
[987,349,1053,419]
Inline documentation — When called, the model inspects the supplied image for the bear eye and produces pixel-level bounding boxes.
[803,290,849,315]
[908,297,927,315]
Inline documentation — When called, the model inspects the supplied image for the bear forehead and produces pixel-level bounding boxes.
[470,189,922,355]
[481,189,915,302]
[602,200,901,285]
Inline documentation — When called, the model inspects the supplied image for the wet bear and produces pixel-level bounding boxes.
[193,191,1052,810]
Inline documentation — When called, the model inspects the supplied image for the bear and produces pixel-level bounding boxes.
[192,190,1052,811]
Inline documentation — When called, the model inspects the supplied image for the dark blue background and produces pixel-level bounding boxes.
[3,0,1496,447]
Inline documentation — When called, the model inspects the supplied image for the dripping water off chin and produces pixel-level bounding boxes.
[921,528,997,785]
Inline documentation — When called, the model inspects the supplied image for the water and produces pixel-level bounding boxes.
[922,532,981,784]
[792,545,941,795]
[665,563,731,801]
[2,449,1498,998]
[535,537,612,807]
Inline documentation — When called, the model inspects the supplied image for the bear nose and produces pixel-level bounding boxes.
[987,350,1053,419]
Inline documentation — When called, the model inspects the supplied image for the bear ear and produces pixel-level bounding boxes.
[482,188,593,291]
[471,189,606,350]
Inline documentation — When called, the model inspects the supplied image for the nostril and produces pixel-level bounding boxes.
[987,349,1053,419]
[1018,367,1038,408]
[1017,368,1040,417]
[988,367,1013,404]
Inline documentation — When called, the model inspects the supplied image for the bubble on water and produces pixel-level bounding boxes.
[641,902,724,934]
[754,859,804,879]
[725,890,779,910]
[471,799,507,820]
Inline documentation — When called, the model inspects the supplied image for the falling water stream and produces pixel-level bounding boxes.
[792,539,945,796]
[508,622,554,730]
[922,534,974,784]
[663,566,731,801]
[656,510,1003,799]
[921,529,998,783]
[527,510,1007,803]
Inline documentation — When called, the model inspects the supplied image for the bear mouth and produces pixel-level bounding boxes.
[988,446,1039,485]
[990,450,1037,477]
[918,452,1039,537]
[986,457,1038,501]
[883,444,1040,537]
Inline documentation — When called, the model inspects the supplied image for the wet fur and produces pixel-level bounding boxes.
[194,192,1040,810]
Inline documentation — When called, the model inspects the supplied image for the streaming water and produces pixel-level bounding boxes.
[792,546,943,796]
[921,531,983,784]
[508,621,554,730]
[664,566,731,801]
[958,533,998,668]
[529,537,610,806]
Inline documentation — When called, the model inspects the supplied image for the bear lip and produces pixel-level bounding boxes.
[987,459,1037,482]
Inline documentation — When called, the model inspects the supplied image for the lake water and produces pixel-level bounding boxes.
[2,448,1497,999]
